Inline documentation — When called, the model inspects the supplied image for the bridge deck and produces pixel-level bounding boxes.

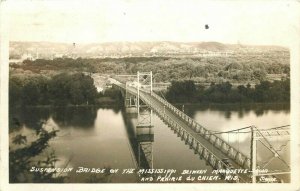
[141,91,251,182]
[115,83,252,182]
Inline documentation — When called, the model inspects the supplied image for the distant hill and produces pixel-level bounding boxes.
[9,41,289,60]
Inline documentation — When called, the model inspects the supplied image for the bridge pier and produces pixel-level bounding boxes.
[125,107,138,114]
[136,106,154,169]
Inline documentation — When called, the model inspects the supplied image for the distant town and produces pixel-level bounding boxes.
[9,41,289,64]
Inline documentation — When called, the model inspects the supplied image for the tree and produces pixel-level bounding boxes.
[166,80,197,103]
[68,73,97,105]
[9,78,23,106]
[48,73,71,105]
[252,81,271,102]
[21,81,40,105]
[69,81,85,104]
[9,125,65,183]
[252,69,267,81]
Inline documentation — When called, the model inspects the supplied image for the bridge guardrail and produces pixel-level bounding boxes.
[113,83,251,170]
[150,92,251,170]
[140,95,248,183]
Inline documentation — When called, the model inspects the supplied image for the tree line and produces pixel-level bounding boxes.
[9,72,290,106]
[11,54,289,84]
[10,73,98,106]
[165,79,290,104]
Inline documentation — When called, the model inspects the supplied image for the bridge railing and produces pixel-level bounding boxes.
[150,92,251,169]
[140,95,248,183]
[113,83,251,170]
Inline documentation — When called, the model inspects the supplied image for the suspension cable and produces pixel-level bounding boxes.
[205,124,290,136]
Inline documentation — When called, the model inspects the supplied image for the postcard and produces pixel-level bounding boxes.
[0,0,299,191]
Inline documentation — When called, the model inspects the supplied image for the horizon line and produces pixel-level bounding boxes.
[8,40,289,48]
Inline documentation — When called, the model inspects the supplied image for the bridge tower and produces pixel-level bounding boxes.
[119,71,154,168]
[251,126,290,183]
[125,81,138,113]
[137,71,153,109]
[136,71,154,169]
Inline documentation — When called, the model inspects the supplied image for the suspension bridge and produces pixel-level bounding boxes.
[109,71,290,183]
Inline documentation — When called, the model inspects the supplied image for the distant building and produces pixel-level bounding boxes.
[53,53,64,59]
[9,59,22,65]
[96,87,103,92]
[21,53,33,61]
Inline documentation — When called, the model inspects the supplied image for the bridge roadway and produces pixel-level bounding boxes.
[114,83,252,182]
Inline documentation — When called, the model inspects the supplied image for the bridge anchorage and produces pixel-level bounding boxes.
[113,71,290,183]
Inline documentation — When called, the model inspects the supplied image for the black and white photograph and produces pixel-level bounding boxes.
[0,0,299,190]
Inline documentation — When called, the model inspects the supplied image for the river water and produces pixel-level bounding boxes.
[9,103,290,183]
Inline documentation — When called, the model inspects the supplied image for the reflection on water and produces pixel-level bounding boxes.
[184,103,290,183]
[10,106,122,132]
[51,107,97,128]
[9,103,290,183]
[9,107,51,133]
[180,103,290,120]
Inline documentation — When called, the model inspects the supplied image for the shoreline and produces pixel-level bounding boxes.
[9,101,290,109]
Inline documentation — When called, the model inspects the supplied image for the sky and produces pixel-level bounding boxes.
[3,0,300,46]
